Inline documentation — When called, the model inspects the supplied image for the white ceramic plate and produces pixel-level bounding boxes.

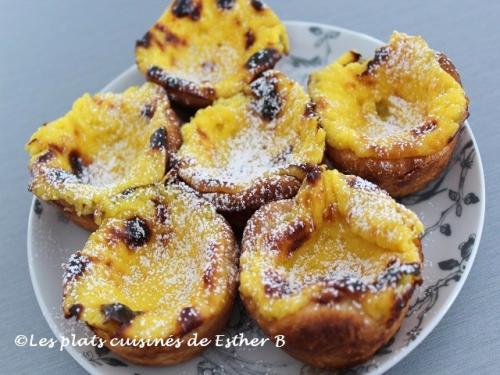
[27,21,485,375]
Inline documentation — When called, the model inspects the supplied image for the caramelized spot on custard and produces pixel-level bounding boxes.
[68,150,85,178]
[141,103,156,119]
[154,23,186,46]
[171,101,197,124]
[65,303,84,319]
[37,150,54,164]
[124,217,151,249]
[64,303,83,319]
[101,303,138,326]
[178,307,203,334]
[361,46,390,77]
[48,143,64,154]
[154,201,169,224]
[264,269,291,297]
[136,31,151,48]
[196,128,208,140]
[245,48,281,75]
[350,50,362,62]
[322,203,337,221]
[120,187,136,196]
[63,252,90,284]
[251,0,265,11]
[411,119,438,137]
[150,128,167,150]
[436,52,462,84]
[172,0,201,20]
[376,260,421,290]
[303,101,316,118]
[245,29,256,49]
[217,0,235,10]
[270,218,312,257]
[203,264,215,289]
[305,166,322,184]
[147,66,216,100]
[250,73,282,121]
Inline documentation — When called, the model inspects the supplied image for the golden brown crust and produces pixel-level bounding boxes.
[163,104,183,168]
[241,292,413,369]
[326,132,459,197]
[326,52,467,197]
[147,67,217,108]
[200,174,302,232]
[201,174,303,211]
[436,52,462,85]
[51,200,98,231]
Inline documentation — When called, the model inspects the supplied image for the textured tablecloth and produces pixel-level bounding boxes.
[1,1,498,373]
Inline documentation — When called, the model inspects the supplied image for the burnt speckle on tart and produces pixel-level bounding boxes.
[178,307,203,334]
[124,217,151,249]
[245,48,281,75]
[140,103,156,119]
[250,72,282,121]
[66,304,84,319]
[172,0,202,20]
[68,150,85,178]
[217,0,236,10]
[63,252,90,284]
[136,31,152,48]
[245,29,256,49]
[101,303,138,326]
[150,128,168,150]
[251,0,265,11]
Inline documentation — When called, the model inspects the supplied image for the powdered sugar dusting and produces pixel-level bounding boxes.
[363,95,426,152]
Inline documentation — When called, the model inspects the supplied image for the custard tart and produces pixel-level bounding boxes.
[240,166,424,368]
[308,32,469,197]
[62,182,238,365]
[26,83,181,230]
[175,70,325,224]
[135,0,289,107]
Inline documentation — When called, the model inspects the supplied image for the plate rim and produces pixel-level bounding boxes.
[26,20,486,375]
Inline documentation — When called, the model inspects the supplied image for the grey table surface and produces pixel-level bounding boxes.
[1,0,499,374]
